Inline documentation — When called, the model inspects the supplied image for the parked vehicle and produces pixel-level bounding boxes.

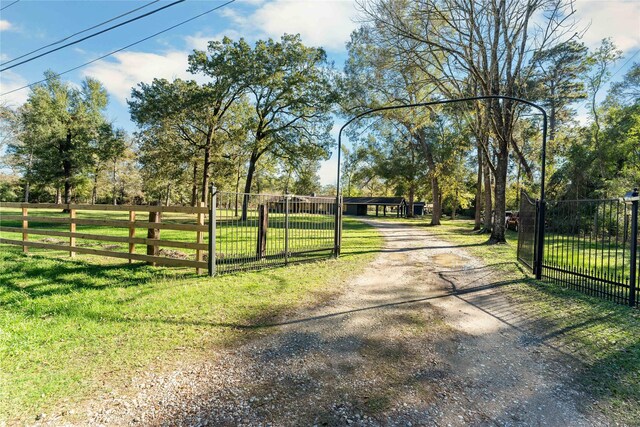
[506,211,520,231]
[505,211,514,227]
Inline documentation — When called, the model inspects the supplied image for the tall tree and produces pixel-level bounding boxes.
[607,62,640,106]
[583,38,622,178]
[129,71,244,204]
[90,123,126,204]
[342,25,452,224]
[11,71,109,204]
[135,122,195,204]
[0,104,31,201]
[359,0,578,242]
[532,40,588,142]
[238,34,336,219]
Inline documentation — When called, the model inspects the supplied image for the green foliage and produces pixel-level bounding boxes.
[4,72,122,203]
[238,34,337,195]
[0,173,20,201]
[551,59,640,199]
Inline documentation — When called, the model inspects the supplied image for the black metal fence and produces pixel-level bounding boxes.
[209,189,341,274]
[518,189,639,308]
[517,191,537,271]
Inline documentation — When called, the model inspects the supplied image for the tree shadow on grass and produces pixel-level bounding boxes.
[0,249,192,299]
[437,263,640,423]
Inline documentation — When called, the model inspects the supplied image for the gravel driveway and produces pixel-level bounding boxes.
[70,219,610,426]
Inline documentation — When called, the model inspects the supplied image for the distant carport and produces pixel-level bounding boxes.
[343,197,407,217]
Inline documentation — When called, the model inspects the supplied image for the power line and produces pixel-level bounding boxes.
[1,0,160,67]
[0,0,236,97]
[0,0,187,72]
[610,49,640,78]
[0,0,20,12]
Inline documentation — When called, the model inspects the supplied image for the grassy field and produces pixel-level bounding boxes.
[373,215,640,424]
[0,216,382,423]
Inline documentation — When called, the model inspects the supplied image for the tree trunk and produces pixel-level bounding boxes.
[63,130,72,205]
[407,181,415,218]
[56,187,62,204]
[92,168,98,204]
[241,149,259,221]
[191,161,198,207]
[418,133,441,226]
[200,141,211,204]
[474,142,483,230]
[516,160,521,208]
[112,159,117,205]
[430,174,441,226]
[549,87,557,143]
[452,187,458,220]
[25,150,32,203]
[490,153,508,243]
[235,161,242,216]
[165,183,171,206]
[483,154,493,231]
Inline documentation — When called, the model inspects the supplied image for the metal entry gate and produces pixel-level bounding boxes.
[517,191,538,271]
[517,189,639,308]
[209,188,342,275]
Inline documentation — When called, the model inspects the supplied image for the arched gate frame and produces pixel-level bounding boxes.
[333,95,548,280]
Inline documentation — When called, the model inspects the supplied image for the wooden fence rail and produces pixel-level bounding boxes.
[0,202,209,274]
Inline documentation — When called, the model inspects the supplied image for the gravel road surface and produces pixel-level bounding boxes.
[41,219,610,426]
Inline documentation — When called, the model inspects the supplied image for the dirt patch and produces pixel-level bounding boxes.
[101,244,121,250]
[158,248,190,260]
[430,253,468,268]
[40,238,64,245]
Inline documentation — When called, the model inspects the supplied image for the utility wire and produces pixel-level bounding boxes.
[0,0,187,72]
[0,0,20,12]
[0,0,236,97]
[1,0,160,67]
[610,49,639,78]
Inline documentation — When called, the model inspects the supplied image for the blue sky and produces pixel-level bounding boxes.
[1,0,639,184]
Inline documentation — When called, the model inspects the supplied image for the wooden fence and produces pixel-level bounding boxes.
[0,202,210,274]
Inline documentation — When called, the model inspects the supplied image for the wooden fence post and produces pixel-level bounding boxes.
[69,208,76,257]
[22,206,28,253]
[128,210,136,263]
[196,202,205,274]
[147,203,161,266]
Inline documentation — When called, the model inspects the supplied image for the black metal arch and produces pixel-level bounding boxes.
[334,95,548,279]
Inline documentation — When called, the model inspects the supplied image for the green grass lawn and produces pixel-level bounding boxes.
[372,215,640,424]
[0,217,382,423]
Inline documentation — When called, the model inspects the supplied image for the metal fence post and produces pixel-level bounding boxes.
[208,185,217,277]
[535,199,546,280]
[334,195,342,258]
[339,195,343,255]
[629,188,638,307]
[284,193,290,265]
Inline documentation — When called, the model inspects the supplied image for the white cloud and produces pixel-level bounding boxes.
[574,0,640,52]
[82,50,205,105]
[240,0,359,51]
[0,70,29,107]
[0,20,12,31]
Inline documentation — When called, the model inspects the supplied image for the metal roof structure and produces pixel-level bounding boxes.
[343,197,406,206]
